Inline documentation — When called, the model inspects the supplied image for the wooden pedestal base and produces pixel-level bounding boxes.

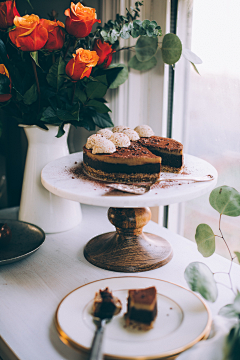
[84,207,173,272]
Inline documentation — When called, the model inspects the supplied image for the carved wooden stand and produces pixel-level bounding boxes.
[84,207,173,272]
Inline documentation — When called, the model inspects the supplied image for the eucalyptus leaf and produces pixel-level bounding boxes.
[182,49,202,64]
[161,33,182,65]
[109,64,128,89]
[47,57,65,91]
[23,84,37,105]
[209,186,240,217]
[219,304,239,319]
[135,35,158,62]
[86,81,108,99]
[142,20,150,29]
[87,100,111,113]
[191,62,200,75]
[131,28,139,38]
[195,223,215,257]
[234,251,240,264]
[184,261,218,302]
[223,322,240,360]
[128,55,157,71]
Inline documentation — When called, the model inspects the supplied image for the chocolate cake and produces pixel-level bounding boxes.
[138,136,183,173]
[83,143,161,184]
[125,286,157,330]
[92,287,122,319]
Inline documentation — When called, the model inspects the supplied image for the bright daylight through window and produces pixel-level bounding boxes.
[183,0,240,259]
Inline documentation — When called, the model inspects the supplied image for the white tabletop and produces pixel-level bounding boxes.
[0,205,238,360]
[41,153,218,207]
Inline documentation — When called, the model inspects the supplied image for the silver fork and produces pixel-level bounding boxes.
[88,317,111,360]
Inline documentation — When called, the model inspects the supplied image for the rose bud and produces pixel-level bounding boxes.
[65,48,99,81]
[93,39,115,68]
[41,19,65,51]
[0,0,19,29]
[9,14,48,52]
[64,2,101,38]
[0,64,12,102]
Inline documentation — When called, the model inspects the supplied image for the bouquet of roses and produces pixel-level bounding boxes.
[0,0,184,137]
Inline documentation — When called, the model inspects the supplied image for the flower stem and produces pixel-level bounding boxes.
[31,57,41,113]
[71,82,77,104]
[64,37,73,60]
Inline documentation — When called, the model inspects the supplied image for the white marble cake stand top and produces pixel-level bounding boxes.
[41,152,218,208]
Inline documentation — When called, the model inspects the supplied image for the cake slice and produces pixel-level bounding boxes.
[92,287,122,319]
[83,142,161,184]
[125,286,157,330]
[138,136,183,173]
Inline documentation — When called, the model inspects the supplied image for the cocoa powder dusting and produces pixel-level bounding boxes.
[67,163,109,191]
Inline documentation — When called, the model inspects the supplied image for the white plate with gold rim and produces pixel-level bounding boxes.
[55,276,211,360]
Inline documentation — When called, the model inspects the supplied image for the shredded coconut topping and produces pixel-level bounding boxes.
[122,128,140,141]
[112,125,130,133]
[109,133,131,147]
[92,137,116,154]
[97,128,113,139]
[134,125,154,137]
[86,134,103,149]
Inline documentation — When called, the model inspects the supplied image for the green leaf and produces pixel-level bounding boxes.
[56,123,65,138]
[74,87,87,103]
[195,224,215,257]
[191,62,200,75]
[161,33,182,65]
[120,24,130,39]
[30,51,42,69]
[94,75,108,86]
[223,322,240,360]
[46,57,65,91]
[56,109,77,121]
[109,64,128,89]
[0,74,10,95]
[135,35,158,62]
[219,304,239,319]
[86,81,108,99]
[131,28,139,38]
[233,293,240,313]
[182,49,202,64]
[92,112,114,128]
[142,20,150,29]
[209,186,240,217]
[184,261,218,302]
[128,55,157,71]
[23,84,37,105]
[87,100,111,113]
[133,20,142,29]
[234,251,240,264]
[40,106,59,123]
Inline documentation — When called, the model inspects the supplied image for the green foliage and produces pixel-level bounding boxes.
[209,186,240,217]
[109,64,128,89]
[46,57,65,91]
[135,36,158,62]
[162,33,182,65]
[184,262,218,302]
[23,84,37,105]
[0,74,10,95]
[235,252,240,264]
[86,100,111,113]
[86,78,108,99]
[195,224,215,257]
[128,55,157,71]
[223,322,240,360]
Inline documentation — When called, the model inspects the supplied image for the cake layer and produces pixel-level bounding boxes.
[138,136,183,155]
[126,304,157,324]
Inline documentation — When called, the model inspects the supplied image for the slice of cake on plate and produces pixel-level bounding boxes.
[92,287,122,319]
[125,286,158,330]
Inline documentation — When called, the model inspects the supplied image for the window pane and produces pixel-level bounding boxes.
[183,0,240,259]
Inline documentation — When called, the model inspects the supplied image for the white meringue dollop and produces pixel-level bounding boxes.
[112,125,130,133]
[85,134,103,149]
[97,128,113,139]
[92,137,116,154]
[122,128,140,141]
[134,125,154,138]
[109,133,131,147]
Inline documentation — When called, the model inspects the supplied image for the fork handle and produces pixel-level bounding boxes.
[88,320,106,360]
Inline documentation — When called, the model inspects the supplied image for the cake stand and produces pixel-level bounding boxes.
[41,152,217,272]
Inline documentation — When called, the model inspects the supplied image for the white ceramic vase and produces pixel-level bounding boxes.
[18,125,82,233]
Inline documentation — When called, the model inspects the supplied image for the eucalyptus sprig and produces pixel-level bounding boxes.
[184,185,240,359]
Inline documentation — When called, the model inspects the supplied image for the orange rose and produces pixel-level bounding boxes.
[65,48,99,81]
[93,39,115,68]
[0,0,19,29]
[64,2,100,38]
[9,15,48,51]
[41,19,65,51]
[0,64,11,102]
